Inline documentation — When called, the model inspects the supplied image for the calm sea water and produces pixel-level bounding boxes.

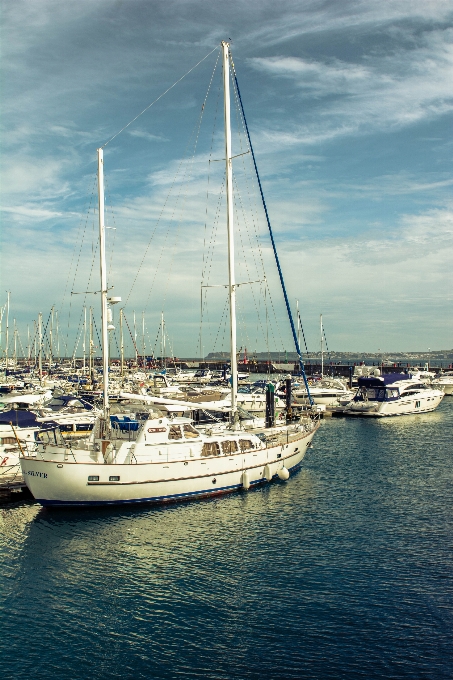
[1,400,452,679]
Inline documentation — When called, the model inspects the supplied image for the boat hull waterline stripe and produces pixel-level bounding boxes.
[36,462,303,507]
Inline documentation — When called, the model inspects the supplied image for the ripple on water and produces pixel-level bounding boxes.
[1,400,453,679]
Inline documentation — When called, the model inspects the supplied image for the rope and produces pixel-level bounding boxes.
[229,51,313,403]
[122,311,140,357]
[102,46,219,148]
[297,310,311,360]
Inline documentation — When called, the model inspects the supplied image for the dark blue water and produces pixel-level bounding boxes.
[2,401,452,679]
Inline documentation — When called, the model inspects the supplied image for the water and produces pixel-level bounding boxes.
[1,401,452,679]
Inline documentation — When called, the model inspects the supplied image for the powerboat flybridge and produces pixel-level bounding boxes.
[343,372,444,416]
[20,42,319,507]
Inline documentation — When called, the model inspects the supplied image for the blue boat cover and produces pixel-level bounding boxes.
[0,409,39,427]
[357,373,411,387]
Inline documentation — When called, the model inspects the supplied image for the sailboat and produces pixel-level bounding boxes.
[20,42,319,507]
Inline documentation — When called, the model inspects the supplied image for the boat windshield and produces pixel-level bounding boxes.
[46,398,65,410]
[365,388,385,401]
[36,428,66,446]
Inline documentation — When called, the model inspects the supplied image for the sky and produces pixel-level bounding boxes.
[1,0,452,359]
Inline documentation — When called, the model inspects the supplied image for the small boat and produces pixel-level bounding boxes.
[342,373,444,416]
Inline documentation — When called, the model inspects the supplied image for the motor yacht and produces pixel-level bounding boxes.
[343,373,444,416]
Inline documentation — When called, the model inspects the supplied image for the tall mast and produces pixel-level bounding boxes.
[33,320,37,367]
[120,308,124,377]
[5,291,10,371]
[222,40,238,425]
[55,310,60,362]
[142,311,145,368]
[83,305,87,373]
[89,306,93,378]
[38,312,43,382]
[320,313,324,377]
[13,319,17,366]
[296,300,301,349]
[161,312,166,368]
[49,305,54,368]
[97,147,110,420]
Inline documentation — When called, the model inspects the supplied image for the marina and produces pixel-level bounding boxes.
[1,3,452,679]
[2,397,452,679]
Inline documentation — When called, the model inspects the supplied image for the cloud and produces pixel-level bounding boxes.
[128,129,169,142]
[0,157,71,198]
[1,206,65,221]
[1,0,452,353]
[248,26,453,143]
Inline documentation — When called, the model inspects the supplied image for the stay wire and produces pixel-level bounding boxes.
[125,51,220,310]
[157,53,219,321]
[102,46,219,149]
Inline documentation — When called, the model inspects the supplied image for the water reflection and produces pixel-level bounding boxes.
[1,400,452,680]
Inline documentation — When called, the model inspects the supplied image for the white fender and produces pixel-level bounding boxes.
[241,470,250,490]
[277,466,289,481]
[263,464,272,482]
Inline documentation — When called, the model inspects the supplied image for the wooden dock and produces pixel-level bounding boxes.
[0,470,32,504]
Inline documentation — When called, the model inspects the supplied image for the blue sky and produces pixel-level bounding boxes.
[1,0,452,358]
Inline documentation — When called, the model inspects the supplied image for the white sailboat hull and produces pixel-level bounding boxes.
[20,427,317,507]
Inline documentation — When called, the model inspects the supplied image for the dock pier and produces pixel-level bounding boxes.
[0,471,32,504]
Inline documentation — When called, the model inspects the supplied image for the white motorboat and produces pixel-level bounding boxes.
[20,42,319,507]
[432,370,453,395]
[343,373,444,416]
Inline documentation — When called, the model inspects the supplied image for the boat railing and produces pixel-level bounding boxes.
[110,420,143,442]
[255,419,317,448]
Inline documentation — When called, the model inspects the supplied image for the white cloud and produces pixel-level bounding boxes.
[128,129,169,143]
[248,26,453,142]
[1,206,64,221]
[0,157,70,197]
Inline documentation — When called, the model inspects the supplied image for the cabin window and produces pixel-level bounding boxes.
[1,437,16,445]
[109,476,120,482]
[366,388,385,400]
[48,398,65,410]
[88,475,99,482]
[168,425,182,440]
[183,424,199,439]
[221,440,238,454]
[386,389,398,399]
[201,442,220,457]
[239,439,253,452]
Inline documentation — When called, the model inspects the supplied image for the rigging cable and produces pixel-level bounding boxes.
[297,310,311,361]
[102,46,219,149]
[229,52,313,404]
